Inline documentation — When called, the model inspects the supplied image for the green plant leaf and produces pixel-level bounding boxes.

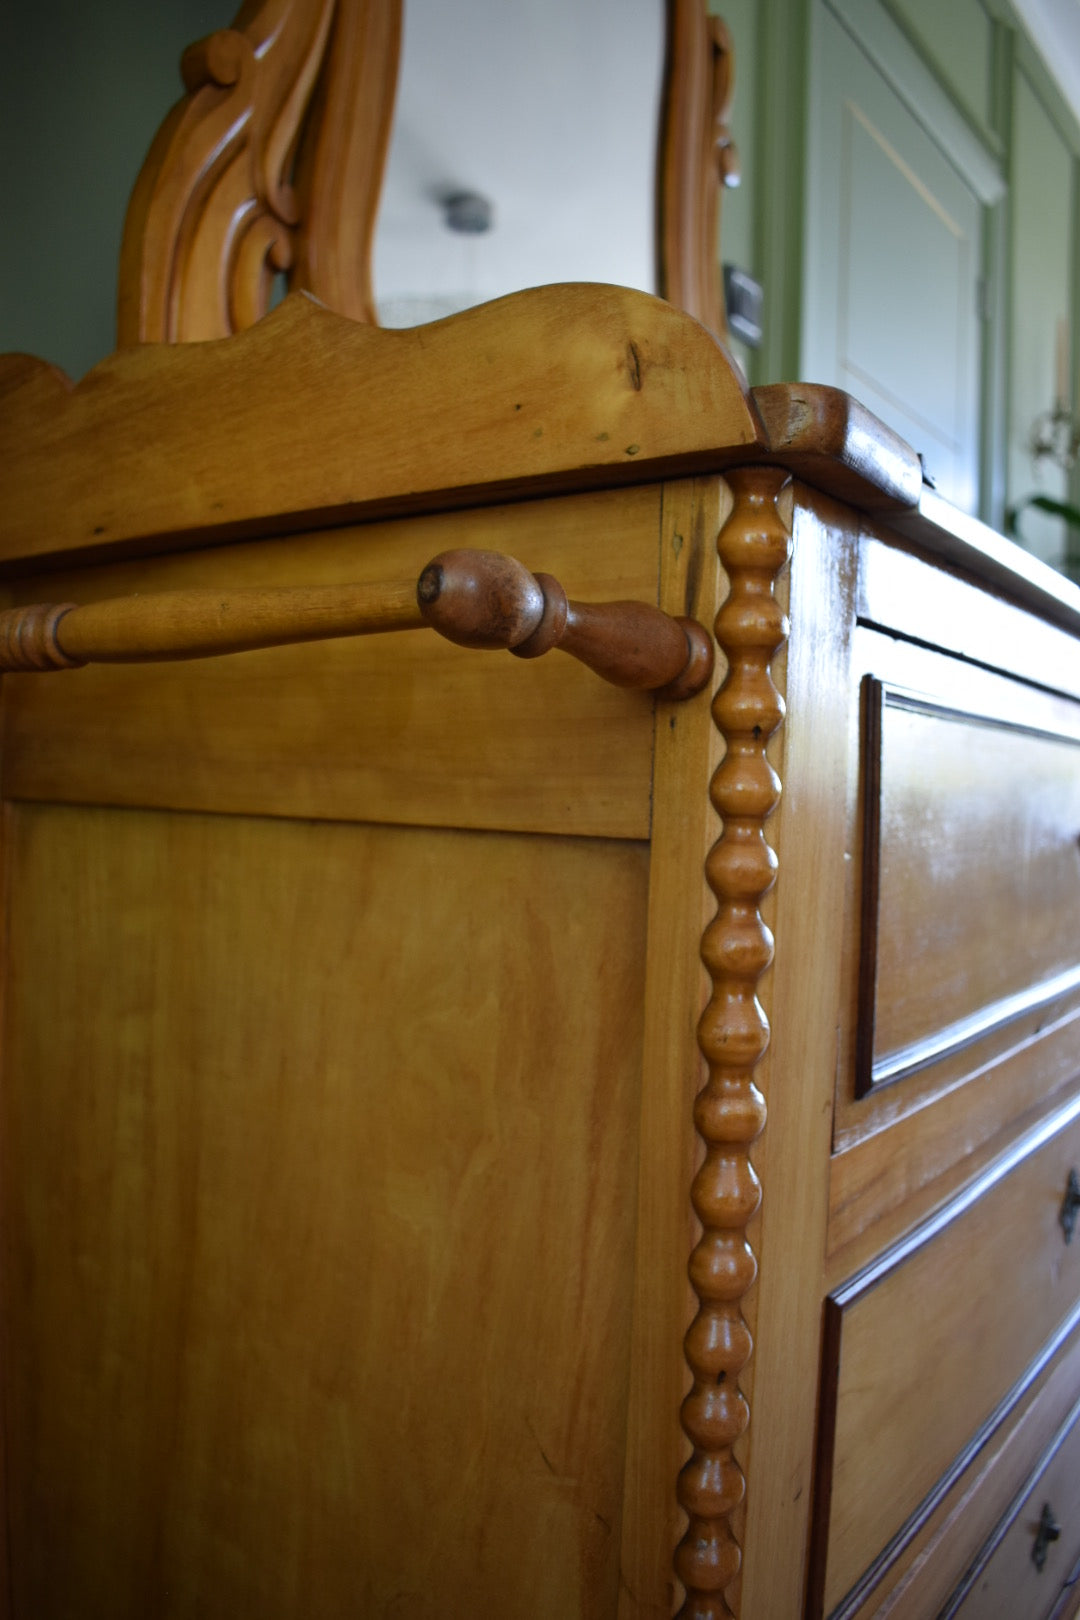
[1006,492,1080,541]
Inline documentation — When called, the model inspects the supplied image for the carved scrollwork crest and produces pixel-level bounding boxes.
[117,0,401,344]
[118,0,738,347]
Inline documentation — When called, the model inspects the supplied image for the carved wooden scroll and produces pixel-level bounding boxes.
[675,468,791,1617]
[657,1,740,343]
[116,0,738,344]
[117,0,401,343]
[0,549,714,699]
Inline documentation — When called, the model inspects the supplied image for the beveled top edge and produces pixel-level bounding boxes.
[746,382,1080,632]
[750,382,924,511]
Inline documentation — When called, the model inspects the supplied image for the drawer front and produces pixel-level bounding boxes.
[816,1097,1080,1614]
[835,1316,1080,1619]
[830,629,1080,1282]
[943,1398,1080,1618]
[857,675,1080,1095]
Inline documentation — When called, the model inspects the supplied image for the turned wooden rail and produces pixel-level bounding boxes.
[0,548,714,699]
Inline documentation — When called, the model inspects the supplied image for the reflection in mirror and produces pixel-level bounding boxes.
[372,0,665,327]
[110,0,734,350]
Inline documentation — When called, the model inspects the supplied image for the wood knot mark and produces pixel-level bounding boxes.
[626,340,643,390]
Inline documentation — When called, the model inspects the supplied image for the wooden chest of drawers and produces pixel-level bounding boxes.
[1,288,1080,1618]
[745,477,1080,1619]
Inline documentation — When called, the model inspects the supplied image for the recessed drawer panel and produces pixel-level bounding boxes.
[816,1098,1080,1615]
[834,1314,1080,1619]
[857,677,1080,1095]
[942,1396,1080,1618]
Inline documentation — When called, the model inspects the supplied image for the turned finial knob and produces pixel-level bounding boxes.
[417,549,545,649]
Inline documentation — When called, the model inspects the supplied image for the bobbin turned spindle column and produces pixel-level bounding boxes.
[675,467,791,1618]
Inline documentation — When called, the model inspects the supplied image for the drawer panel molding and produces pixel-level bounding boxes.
[857,678,1080,1095]
[939,1393,1080,1617]
[813,1091,1080,1615]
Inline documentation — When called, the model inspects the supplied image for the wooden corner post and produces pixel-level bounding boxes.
[674,467,792,1617]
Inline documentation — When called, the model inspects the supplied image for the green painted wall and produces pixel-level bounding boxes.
[1008,65,1075,566]
[723,0,1080,566]
[883,0,996,134]
[0,0,225,380]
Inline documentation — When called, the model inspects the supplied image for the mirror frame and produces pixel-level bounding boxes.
[118,0,737,347]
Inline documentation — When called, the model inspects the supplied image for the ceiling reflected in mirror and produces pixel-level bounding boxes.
[372,0,665,327]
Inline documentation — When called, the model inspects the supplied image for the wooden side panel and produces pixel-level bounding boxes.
[2,488,660,840]
[1,804,649,1620]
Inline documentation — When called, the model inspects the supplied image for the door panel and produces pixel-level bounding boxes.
[803,3,984,511]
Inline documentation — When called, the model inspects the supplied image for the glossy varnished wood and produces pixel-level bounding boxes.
[836,1315,1080,1618]
[1,490,661,840]
[831,624,1080,1260]
[618,475,730,1618]
[120,0,751,353]
[0,578,424,668]
[858,532,1080,698]
[418,548,713,696]
[286,0,402,329]
[0,804,649,1619]
[0,287,766,572]
[737,485,861,1619]
[942,1396,1080,1617]
[674,467,791,1617]
[829,1005,1080,1276]
[3,230,1080,1620]
[818,1098,1080,1614]
[890,490,1080,641]
[0,546,713,697]
[750,384,923,513]
[657,3,740,342]
[857,675,1080,1093]
[118,0,401,341]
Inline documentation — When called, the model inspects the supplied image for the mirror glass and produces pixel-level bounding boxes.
[373,0,665,327]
